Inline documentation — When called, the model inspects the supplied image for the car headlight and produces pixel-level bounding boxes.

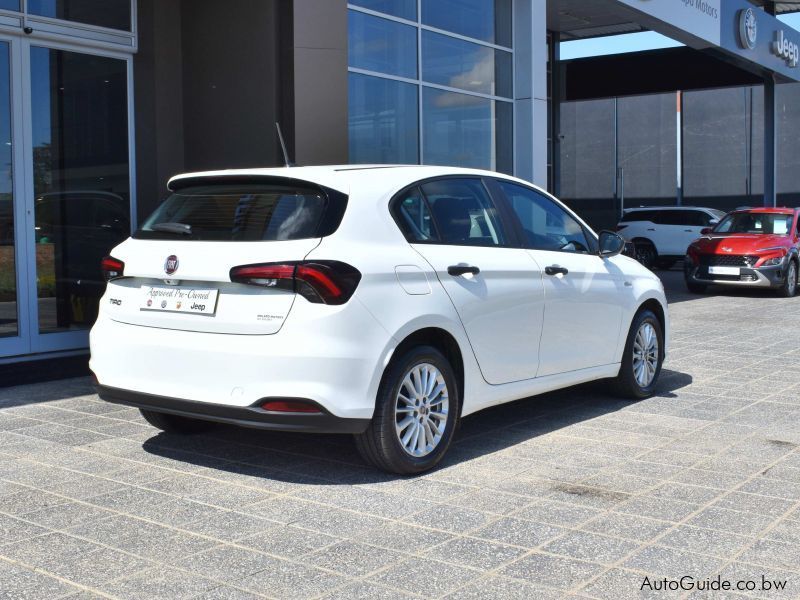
[762,256,785,267]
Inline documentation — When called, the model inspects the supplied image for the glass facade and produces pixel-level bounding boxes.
[0,2,133,358]
[347,1,513,173]
[28,0,132,31]
[31,47,130,334]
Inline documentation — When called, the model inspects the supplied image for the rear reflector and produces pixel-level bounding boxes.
[230,260,361,305]
[261,400,322,414]
[101,256,125,281]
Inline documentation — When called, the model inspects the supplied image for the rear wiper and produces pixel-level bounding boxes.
[152,222,192,235]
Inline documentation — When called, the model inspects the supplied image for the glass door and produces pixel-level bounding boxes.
[23,42,132,353]
[0,36,29,357]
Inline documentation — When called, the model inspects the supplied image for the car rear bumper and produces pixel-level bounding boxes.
[685,263,785,288]
[97,385,370,434]
[89,298,393,420]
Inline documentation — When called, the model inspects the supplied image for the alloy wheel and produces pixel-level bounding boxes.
[394,363,449,457]
[632,322,659,388]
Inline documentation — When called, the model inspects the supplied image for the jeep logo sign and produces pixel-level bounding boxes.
[773,30,799,68]
[164,255,179,275]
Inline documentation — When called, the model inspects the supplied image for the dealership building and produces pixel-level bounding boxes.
[0,0,799,365]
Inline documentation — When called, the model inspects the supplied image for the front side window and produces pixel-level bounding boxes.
[497,181,592,253]
[136,184,329,242]
[715,212,793,235]
[420,178,507,246]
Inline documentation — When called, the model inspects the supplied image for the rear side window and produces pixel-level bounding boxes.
[421,179,507,246]
[621,210,657,223]
[394,188,437,242]
[654,210,693,226]
[136,184,331,241]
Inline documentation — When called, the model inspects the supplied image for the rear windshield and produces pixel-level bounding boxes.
[135,184,328,241]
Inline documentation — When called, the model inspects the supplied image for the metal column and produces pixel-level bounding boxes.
[764,75,777,208]
[764,0,777,208]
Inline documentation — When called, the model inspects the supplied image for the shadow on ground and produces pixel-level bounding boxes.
[140,368,692,485]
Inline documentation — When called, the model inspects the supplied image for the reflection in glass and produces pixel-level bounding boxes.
[349,73,419,164]
[422,0,511,46]
[422,30,511,97]
[349,0,416,21]
[0,1,19,11]
[31,47,130,334]
[422,88,512,173]
[0,42,15,338]
[349,10,417,79]
[28,0,131,31]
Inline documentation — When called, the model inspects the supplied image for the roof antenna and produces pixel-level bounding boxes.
[275,122,294,168]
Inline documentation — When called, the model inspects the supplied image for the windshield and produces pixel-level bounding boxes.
[714,212,793,235]
[135,184,328,241]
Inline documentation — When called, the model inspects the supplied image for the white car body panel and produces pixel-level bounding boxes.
[411,243,545,385]
[90,165,669,426]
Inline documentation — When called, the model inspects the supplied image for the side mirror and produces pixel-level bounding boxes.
[598,230,625,258]
[700,227,713,235]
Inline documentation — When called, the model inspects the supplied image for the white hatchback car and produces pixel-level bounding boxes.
[91,166,669,474]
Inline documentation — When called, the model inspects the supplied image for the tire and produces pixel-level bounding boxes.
[634,241,658,270]
[613,309,665,400]
[355,345,460,475]
[685,279,707,294]
[139,408,214,434]
[778,260,798,298]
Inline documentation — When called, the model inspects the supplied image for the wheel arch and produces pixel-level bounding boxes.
[631,237,656,248]
[388,327,465,415]
[639,297,666,334]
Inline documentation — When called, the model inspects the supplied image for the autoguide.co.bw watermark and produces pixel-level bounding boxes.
[641,574,787,593]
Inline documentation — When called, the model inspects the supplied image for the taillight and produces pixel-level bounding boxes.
[101,256,125,281]
[230,260,361,305]
[261,400,321,413]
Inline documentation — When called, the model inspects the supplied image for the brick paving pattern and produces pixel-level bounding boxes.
[1,271,799,599]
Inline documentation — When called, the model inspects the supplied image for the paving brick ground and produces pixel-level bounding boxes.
[2,271,800,599]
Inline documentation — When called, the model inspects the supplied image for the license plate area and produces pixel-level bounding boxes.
[140,286,219,316]
[708,266,741,276]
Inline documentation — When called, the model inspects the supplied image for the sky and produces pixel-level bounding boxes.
[560,12,800,60]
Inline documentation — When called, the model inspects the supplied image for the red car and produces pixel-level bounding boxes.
[685,207,800,297]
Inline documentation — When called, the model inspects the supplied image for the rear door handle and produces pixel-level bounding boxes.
[447,265,480,277]
[646,228,656,231]
[684,229,693,232]
[545,266,569,276]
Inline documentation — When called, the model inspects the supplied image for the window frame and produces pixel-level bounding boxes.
[487,177,599,255]
[388,175,519,248]
[0,0,137,51]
